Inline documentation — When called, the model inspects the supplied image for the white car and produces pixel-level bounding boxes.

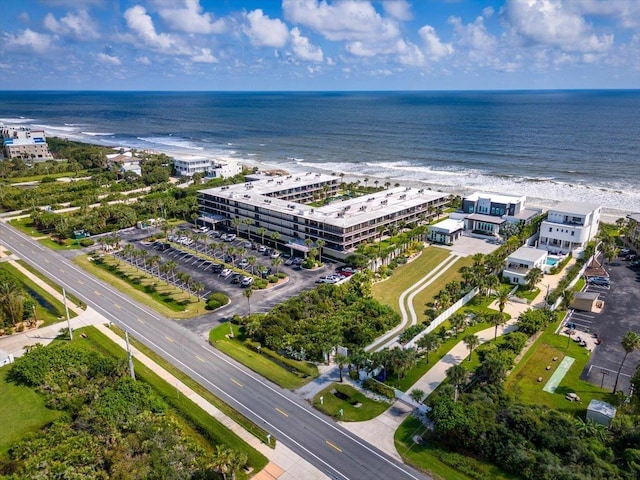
[270,251,280,259]
[257,245,267,253]
[241,276,254,287]
[219,268,232,278]
[225,234,237,242]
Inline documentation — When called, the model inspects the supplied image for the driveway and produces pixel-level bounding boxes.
[581,260,640,394]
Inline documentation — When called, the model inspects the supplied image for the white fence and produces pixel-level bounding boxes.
[405,287,479,349]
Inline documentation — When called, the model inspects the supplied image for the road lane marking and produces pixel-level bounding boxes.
[44,259,50,263]
[165,335,174,343]
[195,355,205,363]
[326,440,342,453]
[136,318,145,325]
[230,378,243,387]
[94,290,101,296]
[276,407,289,417]
[114,304,122,310]
[76,279,84,285]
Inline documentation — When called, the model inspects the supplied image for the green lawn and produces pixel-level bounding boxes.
[209,324,318,390]
[411,256,474,323]
[0,262,75,325]
[38,237,84,250]
[312,383,391,421]
[395,416,513,480]
[78,327,268,476]
[108,324,272,446]
[8,169,90,183]
[16,260,85,309]
[504,319,614,414]
[372,247,450,314]
[8,217,40,237]
[515,287,540,303]
[0,367,63,459]
[74,254,208,319]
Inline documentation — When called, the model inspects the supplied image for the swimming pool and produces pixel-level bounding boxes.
[546,257,560,266]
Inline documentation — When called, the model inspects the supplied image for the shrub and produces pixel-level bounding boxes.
[399,323,427,344]
[362,378,395,399]
[267,275,279,284]
[79,238,95,247]
[276,272,286,279]
[206,292,228,310]
[254,279,268,289]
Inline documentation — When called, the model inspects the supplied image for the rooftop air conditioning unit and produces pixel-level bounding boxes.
[418,189,424,193]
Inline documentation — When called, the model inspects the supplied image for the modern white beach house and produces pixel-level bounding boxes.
[197,173,449,259]
[538,201,601,255]
[173,156,242,178]
[1,126,52,161]
[502,246,548,285]
[461,192,539,236]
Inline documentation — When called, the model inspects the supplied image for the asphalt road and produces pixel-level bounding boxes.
[0,222,429,480]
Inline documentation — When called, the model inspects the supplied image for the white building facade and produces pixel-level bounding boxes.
[198,173,449,259]
[1,126,52,161]
[538,201,601,255]
[503,246,548,285]
[173,156,242,178]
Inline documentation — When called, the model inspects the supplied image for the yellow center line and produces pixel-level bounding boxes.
[326,440,342,453]
[275,407,288,417]
[94,290,101,296]
[165,335,174,343]
[114,304,122,310]
[77,279,84,284]
[230,378,243,387]
[195,355,205,363]
[136,318,145,325]
[44,259,50,263]
[59,268,65,273]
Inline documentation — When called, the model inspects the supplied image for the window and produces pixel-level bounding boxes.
[549,227,552,232]
[571,231,574,236]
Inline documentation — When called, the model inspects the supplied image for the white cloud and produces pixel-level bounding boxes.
[419,25,454,61]
[124,5,180,53]
[290,27,323,62]
[283,0,400,43]
[448,15,498,64]
[574,0,640,29]
[97,53,121,65]
[504,0,614,53]
[382,0,413,21]
[3,29,53,54]
[157,0,225,34]
[18,12,30,23]
[395,39,425,66]
[136,56,152,65]
[191,48,218,63]
[39,0,104,6]
[244,9,289,47]
[44,9,99,40]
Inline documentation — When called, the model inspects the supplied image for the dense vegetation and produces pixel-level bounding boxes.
[240,272,399,362]
[2,341,248,479]
[0,266,52,334]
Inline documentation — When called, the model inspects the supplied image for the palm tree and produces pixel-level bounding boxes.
[561,288,575,310]
[463,334,480,361]
[492,287,512,339]
[192,281,204,301]
[165,260,178,284]
[488,312,506,341]
[231,217,242,237]
[335,353,349,382]
[148,254,161,277]
[0,281,25,326]
[315,239,325,263]
[614,331,640,393]
[409,388,425,404]
[243,287,254,315]
[525,267,543,289]
[257,227,267,246]
[138,249,149,271]
[271,256,283,274]
[247,255,258,275]
[417,333,440,363]
[270,231,281,248]
[449,313,466,337]
[242,217,254,239]
[446,363,467,401]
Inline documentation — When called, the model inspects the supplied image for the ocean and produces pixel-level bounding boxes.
[1,90,638,214]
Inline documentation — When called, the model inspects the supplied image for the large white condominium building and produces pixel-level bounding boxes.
[1,126,52,161]
[538,201,601,255]
[198,173,449,259]
[173,156,242,178]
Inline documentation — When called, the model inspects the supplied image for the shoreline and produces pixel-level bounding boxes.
[40,134,639,221]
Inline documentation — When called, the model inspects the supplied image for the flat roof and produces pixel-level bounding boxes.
[508,246,547,263]
[429,218,464,233]
[511,208,541,221]
[200,174,447,228]
[575,291,599,301]
[467,213,506,224]
[587,399,616,417]
[550,200,600,216]
[464,191,525,205]
[627,213,640,223]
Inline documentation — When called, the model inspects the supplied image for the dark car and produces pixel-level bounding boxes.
[231,273,242,284]
[260,267,272,278]
[210,263,223,273]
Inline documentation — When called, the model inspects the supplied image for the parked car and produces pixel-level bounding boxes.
[231,273,242,284]
[240,276,254,287]
[210,263,223,273]
[220,268,232,278]
[238,259,249,268]
[198,226,209,233]
[270,251,280,259]
[257,245,267,253]
[243,241,252,249]
[224,234,236,242]
[587,276,610,286]
[260,267,272,278]
[284,257,295,266]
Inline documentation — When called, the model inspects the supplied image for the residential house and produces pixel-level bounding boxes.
[538,201,601,255]
[503,246,548,285]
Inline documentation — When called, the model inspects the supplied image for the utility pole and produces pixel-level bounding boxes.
[125,330,136,380]
[62,288,72,340]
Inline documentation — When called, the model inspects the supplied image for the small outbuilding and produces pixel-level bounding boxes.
[571,291,602,313]
[586,399,616,427]
[428,219,465,245]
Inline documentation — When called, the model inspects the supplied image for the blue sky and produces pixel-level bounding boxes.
[2,0,639,90]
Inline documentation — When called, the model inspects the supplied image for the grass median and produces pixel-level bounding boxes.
[73,254,207,319]
[78,326,268,476]
[312,383,391,421]
[209,323,318,390]
[16,260,84,309]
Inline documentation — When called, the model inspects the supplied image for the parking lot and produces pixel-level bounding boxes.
[580,257,640,394]
[565,282,609,334]
[122,230,333,335]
